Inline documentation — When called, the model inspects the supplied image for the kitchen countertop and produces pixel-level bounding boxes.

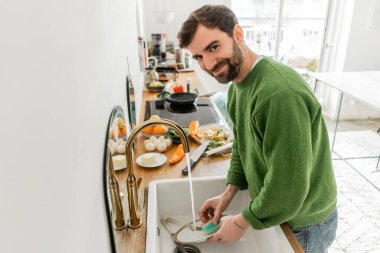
[308,71,380,111]
[114,72,304,253]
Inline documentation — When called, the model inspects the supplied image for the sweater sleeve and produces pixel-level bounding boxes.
[242,91,315,229]
[226,126,248,190]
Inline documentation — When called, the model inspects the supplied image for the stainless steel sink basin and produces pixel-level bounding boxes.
[146,176,295,253]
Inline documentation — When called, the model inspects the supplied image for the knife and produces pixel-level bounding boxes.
[182,141,209,175]
[203,142,233,157]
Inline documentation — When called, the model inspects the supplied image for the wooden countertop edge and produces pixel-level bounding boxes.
[281,223,304,253]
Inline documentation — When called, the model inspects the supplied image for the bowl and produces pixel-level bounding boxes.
[146,81,165,92]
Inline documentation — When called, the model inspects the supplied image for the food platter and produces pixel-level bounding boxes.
[196,123,233,150]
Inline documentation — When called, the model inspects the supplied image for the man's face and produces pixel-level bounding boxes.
[187,25,243,84]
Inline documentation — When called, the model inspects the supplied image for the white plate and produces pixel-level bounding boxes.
[136,153,167,168]
[175,219,220,244]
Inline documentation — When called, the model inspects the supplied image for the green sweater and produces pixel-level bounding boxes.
[227,57,337,229]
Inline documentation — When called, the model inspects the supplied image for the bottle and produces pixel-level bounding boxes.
[186,78,192,93]
[160,33,166,54]
[185,51,192,69]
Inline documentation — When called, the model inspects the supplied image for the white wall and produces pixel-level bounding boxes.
[339,0,380,119]
[0,0,142,252]
[344,0,380,71]
[318,0,380,120]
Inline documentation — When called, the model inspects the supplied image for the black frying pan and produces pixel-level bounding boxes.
[166,92,199,105]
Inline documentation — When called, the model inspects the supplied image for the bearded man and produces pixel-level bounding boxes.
[177,5,338,253]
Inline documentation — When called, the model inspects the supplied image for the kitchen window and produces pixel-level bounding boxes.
[231,0,331,75]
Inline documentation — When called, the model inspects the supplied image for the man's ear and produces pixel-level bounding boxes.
[233,24,244,43]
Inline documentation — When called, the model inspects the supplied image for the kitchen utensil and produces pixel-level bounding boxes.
[145,57,159,83]
[161,218,213,246]
[165,102,198,114]
[181,141,209,175]
[203,142,233,157]
[199,91,217,98]
[145,98,220,128]
[160,218,188,253]
[166,92,199,106]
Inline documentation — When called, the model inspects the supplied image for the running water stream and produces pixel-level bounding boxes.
[185,153,197,231]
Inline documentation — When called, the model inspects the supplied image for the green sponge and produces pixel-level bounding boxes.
[201,219,221,234]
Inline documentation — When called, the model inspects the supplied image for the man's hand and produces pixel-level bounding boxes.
[198,184,239,225]
[198,194,229,225]
[208,214,250,243]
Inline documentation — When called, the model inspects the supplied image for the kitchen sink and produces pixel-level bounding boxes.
[146,176,295,253]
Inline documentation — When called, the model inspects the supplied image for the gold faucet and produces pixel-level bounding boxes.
[107,149,127,230]
[125,118,190,229]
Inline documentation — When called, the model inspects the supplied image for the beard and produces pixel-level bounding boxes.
[207,41,243,84]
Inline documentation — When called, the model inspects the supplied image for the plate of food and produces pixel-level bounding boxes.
[196,123,233,150]
[146,80,164,92]
[136,152,167,168]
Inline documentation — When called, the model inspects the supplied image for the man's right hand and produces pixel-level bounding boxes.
[198,184,240,225]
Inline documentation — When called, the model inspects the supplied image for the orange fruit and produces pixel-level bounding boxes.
[119,126,127,137]
[152,125,167,134]
[109,128,122,139]
[143,125,154,134]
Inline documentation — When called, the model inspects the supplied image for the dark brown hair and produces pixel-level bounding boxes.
[177,5,238,48]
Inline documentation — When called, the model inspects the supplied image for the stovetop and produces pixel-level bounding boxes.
[144,98,223,127]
